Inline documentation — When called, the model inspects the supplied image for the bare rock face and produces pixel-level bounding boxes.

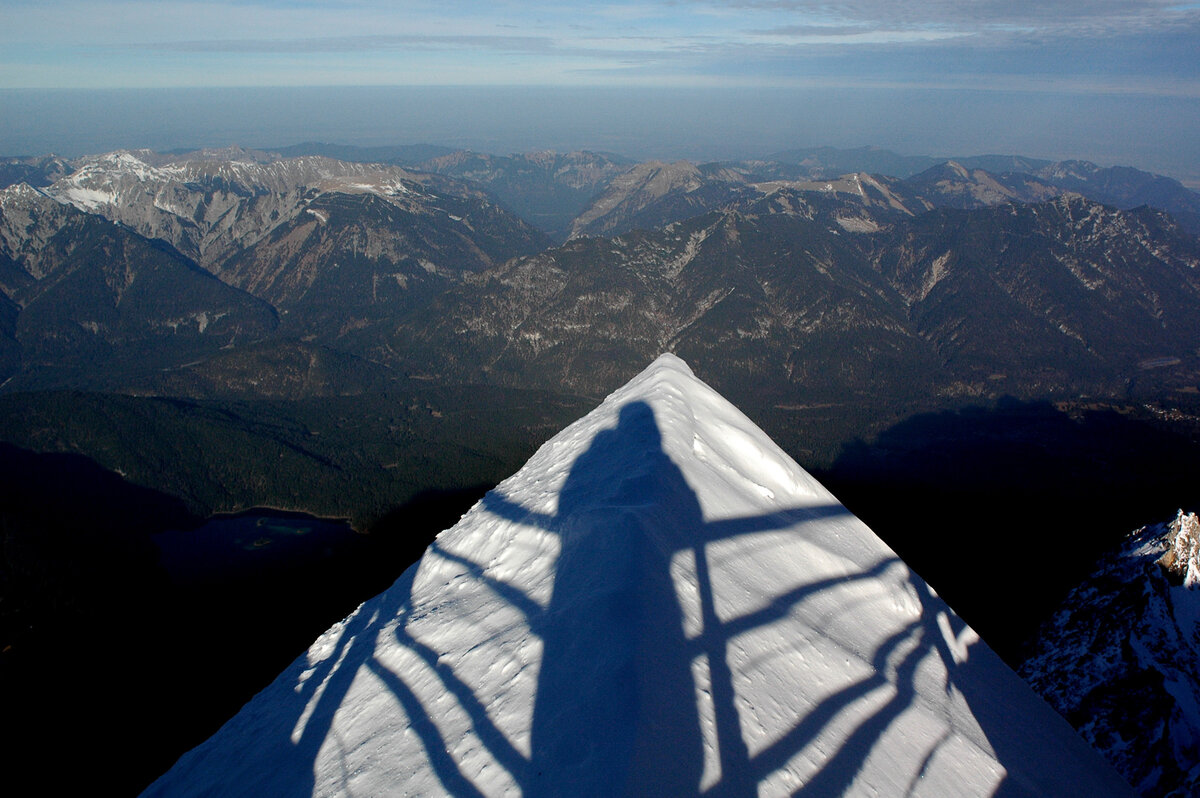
[45,151,367,267]
[0,183,78,281]
[567,160,741,239]
[904,161,1063,209]
[5,148,1200,407]
[1159,510,1200,588]
[29,150,548,339]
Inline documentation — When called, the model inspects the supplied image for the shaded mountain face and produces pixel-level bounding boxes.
[218,187,548,338]
[3,146,1199,413]
[0,155,72,190]
[902,158,1200,235]
[258,145,634,240]
[0,151,551,390]
[765,144,1197,203]
[45,150,384,269]
[3,147,1199,410]
[870,196,1200,393]
[563,152,1200,242]
[392,206,932,407]
[4,146,1195,795]
[0,183,277,390]
[567,160,761,239]
[1035,160,1200,220]
[1021,511,1200,796]
[13,146,1200,253]
[757,146,1200,234]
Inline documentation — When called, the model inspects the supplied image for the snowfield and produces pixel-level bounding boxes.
[143,354,1128,797]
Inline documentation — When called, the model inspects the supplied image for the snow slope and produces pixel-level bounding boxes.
[143,354,1128,797]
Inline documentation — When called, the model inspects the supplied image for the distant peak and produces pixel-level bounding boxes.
[0,181,58,211]
[100,150,151,166]
[0,181,49,199]
[943,160,970,178]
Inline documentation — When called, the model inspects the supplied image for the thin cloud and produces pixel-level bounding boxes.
[0,0,1196,93]
[146,34,556,54]
[717,0,1200,38]
[748,24,878,37]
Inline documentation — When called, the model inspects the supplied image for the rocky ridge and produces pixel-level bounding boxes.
[1021,511,1200,796]
[2,147,1199,406]
[392,191,1200,407]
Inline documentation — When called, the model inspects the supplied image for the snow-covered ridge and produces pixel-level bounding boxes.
[144,354,1127,797]
[34,150,444,270]
[50,149,423,205]
[0,181,59,212]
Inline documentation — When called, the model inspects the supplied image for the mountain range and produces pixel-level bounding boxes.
[2,143,1199,793]
[3,145,1199,407]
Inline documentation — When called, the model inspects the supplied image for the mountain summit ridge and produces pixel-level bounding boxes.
[1021,510,1200,795]
[143,354,1128,797]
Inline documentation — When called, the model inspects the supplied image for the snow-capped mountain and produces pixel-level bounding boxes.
[47,150,420,263]
[41,149,547,276]
[1021,511,1200,796]
[143,354,1128,796]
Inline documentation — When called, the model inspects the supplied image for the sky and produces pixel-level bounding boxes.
[2,1,1199,181]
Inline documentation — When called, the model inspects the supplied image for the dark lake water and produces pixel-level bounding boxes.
[154,509,362,586]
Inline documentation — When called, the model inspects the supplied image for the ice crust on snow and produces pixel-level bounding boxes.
[143,354,1128,797]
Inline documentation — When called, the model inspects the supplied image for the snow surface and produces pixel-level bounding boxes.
[143,354,1128,797]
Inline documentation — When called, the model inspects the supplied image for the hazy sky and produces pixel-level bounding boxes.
[2,1,1198,181]
[4,0,1198,93]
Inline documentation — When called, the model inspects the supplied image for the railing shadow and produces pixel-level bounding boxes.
[152,399,1126,796]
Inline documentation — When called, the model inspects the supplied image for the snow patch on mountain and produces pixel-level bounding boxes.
[0,181,54,209]
[143,354,1127,797]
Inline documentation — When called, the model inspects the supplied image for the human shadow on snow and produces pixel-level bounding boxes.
[268,400,1115,797]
